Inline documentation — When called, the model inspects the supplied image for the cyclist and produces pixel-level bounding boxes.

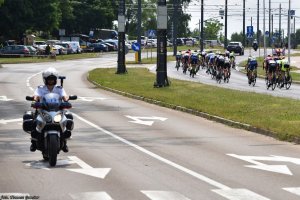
[277,59,290,87]
[182,51,190,74]
[247,57,258,84]
[175,51,182,70]
[190,51,199,77]
[224,57,231,80]
[229,51,235,68]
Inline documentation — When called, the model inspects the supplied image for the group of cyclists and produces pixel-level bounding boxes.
[174,47,292,90]
[175,49,236,82]
[263,49,292,90]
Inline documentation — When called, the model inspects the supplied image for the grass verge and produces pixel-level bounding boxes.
[88,68,300,143]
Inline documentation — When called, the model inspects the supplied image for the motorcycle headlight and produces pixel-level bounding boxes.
[43,113,52,123]
[54,114,62,123]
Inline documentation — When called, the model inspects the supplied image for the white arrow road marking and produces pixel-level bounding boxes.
[0,96,13,101]
[67,156,111,179]
[227,154,299,175]
[212,189,270,200]
[78,96,106,102]
[69,192,113,200]
[0,118,23,125]
[25,158,76,170]
[125,115,168,126]
[73,113,269,200]
[283,187,300,196]
[141,191,191,200]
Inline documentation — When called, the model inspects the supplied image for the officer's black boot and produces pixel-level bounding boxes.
[30,140,37,152]
[62,140,69,153]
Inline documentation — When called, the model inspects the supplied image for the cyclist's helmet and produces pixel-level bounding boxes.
[42,67,58,85]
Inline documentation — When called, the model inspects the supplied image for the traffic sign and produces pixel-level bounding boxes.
[148,29,156,38]
[246,26,254,38]
[131,42,141,52]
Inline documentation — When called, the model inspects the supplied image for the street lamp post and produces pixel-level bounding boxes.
[288,0,291,64]
[200,0,204,51]
[263,0,266,58]
[224,0,228,49]
[117,0,127,74]
[154,0,169,87]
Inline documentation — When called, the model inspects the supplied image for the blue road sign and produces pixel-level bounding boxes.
[131,42,141,52]
[148,30,156,38]
[246,26,254,38]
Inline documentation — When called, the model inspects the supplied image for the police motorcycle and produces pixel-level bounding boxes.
[23,76,77,167]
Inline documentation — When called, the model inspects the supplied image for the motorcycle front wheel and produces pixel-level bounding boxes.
[48,135,58,167]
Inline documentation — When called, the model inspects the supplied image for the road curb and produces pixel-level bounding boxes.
[87,73,299,144]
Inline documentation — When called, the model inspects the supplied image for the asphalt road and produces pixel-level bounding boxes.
[1,52,300,200]
[156,49,300,100]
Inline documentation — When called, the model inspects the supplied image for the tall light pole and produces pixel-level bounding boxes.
[200,0,204,51]
[279,3,282,46]
[224,0,228,49]
[117,0,126,74]
[243,0,246,47]
[257,0,260,56]
[173,0,179,56]
[288,0,291,64]
[137,0,141,63]
[154,0,169,87]
[263,0,266,57]
[269,0,271,47]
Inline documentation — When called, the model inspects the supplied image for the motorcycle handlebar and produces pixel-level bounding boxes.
[26,96,34,101]
[69,95,77,100]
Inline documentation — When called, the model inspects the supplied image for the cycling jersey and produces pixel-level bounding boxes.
[248,59,257,71]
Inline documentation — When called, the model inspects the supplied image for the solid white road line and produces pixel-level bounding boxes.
[212,189,270,200]
[69,192,113,200]
[26,71,269,200]
[73,113,270,200]
[141,191,191,200]
[283,187,300,196]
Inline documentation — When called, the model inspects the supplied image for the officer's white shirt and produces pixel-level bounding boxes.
[34,85,67,99]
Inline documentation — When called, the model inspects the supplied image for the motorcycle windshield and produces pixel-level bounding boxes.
[41,93,62,111]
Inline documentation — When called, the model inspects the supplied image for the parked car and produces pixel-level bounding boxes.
[103,39,118,51]
[147,39,157,48]
[33,41,46,48]
[66,41,82,53]
[0,45,30,55]
[26,46,37,55]
[226,41,244,55]
[176,38,184,46]
[88,43,108,52]
[55,42,72,54]
[37,44,67,55]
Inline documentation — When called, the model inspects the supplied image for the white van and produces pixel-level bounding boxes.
[67,41,82,53]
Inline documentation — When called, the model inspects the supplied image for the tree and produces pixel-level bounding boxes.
[230,31,243,43]
[0,0,61,41]
[203,19,223,40]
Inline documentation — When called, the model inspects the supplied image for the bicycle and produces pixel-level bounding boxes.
[248,69,257,87]
[266,73,276,90]
[175,59,181,71]
[277,70,292,90]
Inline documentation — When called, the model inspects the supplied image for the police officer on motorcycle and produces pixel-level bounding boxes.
[30,67,71,152]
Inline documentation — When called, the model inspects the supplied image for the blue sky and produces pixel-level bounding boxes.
[187,0,300,38]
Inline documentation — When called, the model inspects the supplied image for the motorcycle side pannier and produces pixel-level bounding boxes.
[23,111,34,134]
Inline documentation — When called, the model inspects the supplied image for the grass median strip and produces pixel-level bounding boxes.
[89,68,300,143]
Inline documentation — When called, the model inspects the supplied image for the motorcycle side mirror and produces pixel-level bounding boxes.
[26,96,34,101]
[69,95,77,100]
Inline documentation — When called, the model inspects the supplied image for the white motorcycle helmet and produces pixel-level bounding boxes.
[42,67,59,85]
